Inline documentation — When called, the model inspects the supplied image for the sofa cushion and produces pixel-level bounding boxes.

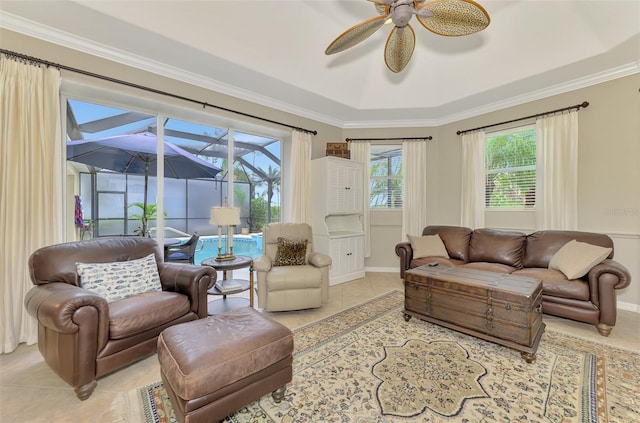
[512,268,590,301]
[412,257,465,269]
[76,253,162,302]
[460,262,517,274]
[469,229,526,268]
[523,230,614,268]
[273,237,308,266]
[408,234,449,259]
[108,291,191,339]
[548,240,612,279]
[422,226,472,261]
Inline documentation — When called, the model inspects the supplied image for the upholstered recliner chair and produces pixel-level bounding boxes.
[254,223,331,312]
[25,237,216,400]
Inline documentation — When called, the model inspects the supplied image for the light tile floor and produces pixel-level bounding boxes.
[1,272,638,423]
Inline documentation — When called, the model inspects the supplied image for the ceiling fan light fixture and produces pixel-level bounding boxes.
[327,0,490,72]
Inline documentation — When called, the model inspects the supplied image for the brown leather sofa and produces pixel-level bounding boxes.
[396,226,631,337]
[25,237,216,400]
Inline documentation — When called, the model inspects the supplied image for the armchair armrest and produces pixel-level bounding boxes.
[158,263,216,318]
[395,241,414,278]
[24,282,111,395]
[24,282,109,345]
[309,252,331,268]
[253,255,272,273]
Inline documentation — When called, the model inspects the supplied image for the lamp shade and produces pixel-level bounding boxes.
[209,207,240,226]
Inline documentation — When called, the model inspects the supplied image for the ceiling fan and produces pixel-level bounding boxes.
[325,0,490,73]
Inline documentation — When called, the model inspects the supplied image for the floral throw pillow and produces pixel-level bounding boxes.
[76,253,162,302]
[273,237,308,267]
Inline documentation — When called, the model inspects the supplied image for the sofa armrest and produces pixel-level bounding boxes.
[158,263,216,318]
[587,259,631,327]
[309,252,331,268]
[395,241,414,278]
[588,259,631,291]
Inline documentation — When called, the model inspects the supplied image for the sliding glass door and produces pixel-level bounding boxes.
[64,97,282,257]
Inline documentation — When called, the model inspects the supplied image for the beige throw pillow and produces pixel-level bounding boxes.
[548,239,612,279]
[408,234,449,259]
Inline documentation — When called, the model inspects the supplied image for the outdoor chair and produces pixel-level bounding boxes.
[164,233,201,264]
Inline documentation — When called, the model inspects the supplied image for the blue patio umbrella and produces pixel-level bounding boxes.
[66,132,221,236]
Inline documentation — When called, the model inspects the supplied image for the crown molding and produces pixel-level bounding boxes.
[1,12,344,128]
[3,12,638,131]
[342,62,640,129]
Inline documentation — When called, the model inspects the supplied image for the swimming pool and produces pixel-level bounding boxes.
[195,234,263,263]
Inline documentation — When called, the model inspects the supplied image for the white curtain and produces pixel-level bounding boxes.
[285,129,312,224]
[402,141,429,240]
[350,142,371,257]
[535,111,579,230]
[460,131,486,229]
[0,57,63,353]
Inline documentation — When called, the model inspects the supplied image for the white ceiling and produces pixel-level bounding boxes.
[1,0,639,128]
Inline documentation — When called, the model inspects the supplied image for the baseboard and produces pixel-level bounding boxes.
[365,267,399,274]
[617,301,640,313]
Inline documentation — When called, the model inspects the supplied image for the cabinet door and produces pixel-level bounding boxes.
[327,163,348,213]
[347,236,364,273]
[345,165,363,214]
[328,238,346,277]
[327,161,363,214]
[329,236,364,277]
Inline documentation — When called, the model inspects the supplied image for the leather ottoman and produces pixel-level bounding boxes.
[157,307,294,423]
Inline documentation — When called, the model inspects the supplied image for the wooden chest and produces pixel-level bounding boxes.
[404,265,545,362]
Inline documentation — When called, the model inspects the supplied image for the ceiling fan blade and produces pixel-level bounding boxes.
[384,24,416,73]
[417,0,490,37]
[374,3,389,16]
[325,15,387,55]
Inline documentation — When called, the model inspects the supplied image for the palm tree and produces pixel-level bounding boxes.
[264,166,280,223]
[128,202,167,237]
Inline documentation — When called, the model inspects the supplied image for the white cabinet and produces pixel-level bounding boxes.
[311,156,365,285]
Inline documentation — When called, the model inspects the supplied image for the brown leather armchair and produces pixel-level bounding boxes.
[25,237,216,400]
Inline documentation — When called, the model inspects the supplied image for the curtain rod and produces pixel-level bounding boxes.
[0,48,318,136]
[456,101,589,135]
[346,136,432,142]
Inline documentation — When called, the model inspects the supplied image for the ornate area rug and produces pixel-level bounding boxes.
[133,290,639,422]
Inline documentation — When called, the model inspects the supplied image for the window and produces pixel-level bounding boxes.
[65,98,281,239]
[485,125,536,209]
[370,145,402,208]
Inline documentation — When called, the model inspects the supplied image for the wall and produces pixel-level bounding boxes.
[3,29,638,310]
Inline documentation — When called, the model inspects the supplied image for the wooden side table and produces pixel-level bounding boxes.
[201,256,253,315]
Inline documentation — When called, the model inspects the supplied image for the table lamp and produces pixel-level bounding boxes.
[210,206,241,261]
